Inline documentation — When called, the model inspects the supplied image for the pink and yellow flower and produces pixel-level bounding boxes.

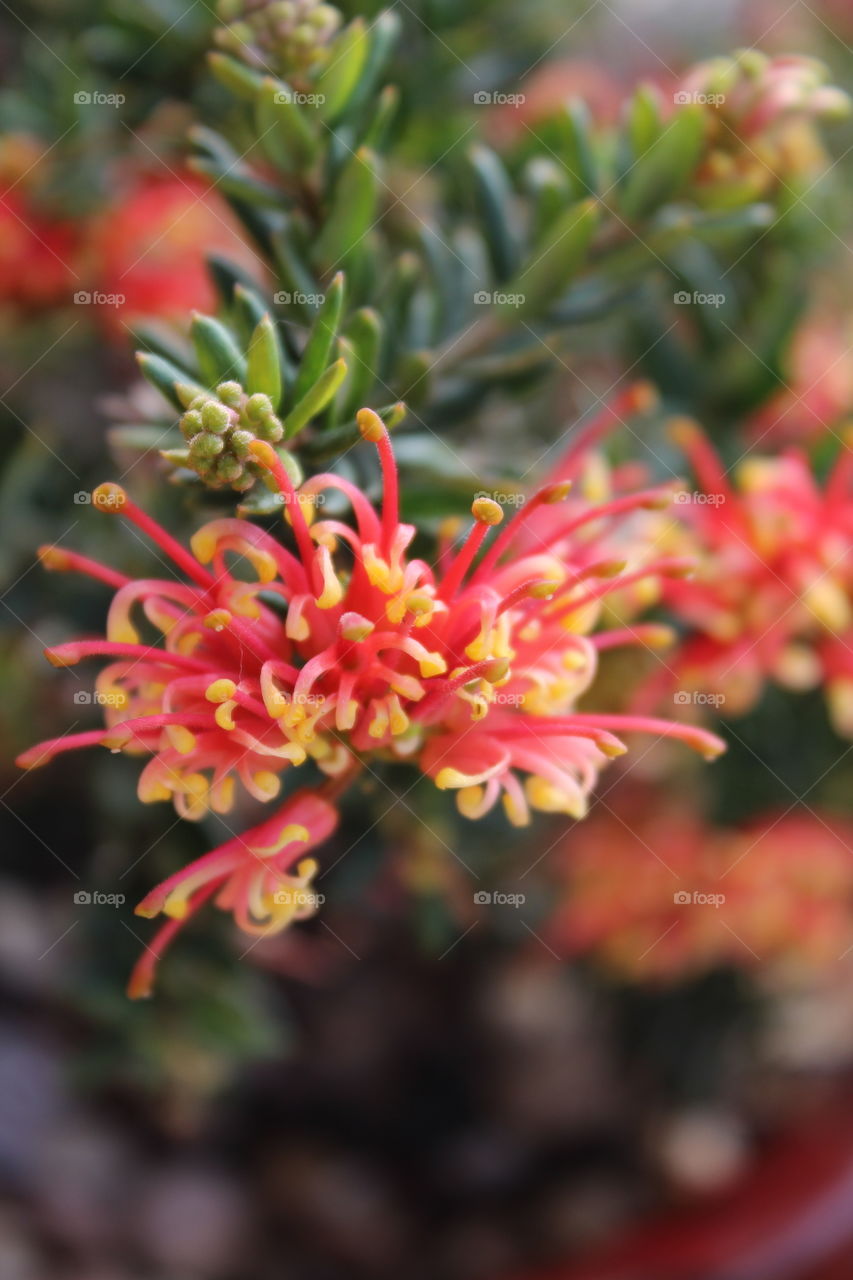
[19,399,724,991]
[664,421,853,728]
[550,796,853,981]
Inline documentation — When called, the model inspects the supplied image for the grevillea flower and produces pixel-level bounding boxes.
[677,51,849,197]
[549,795,853,980]
[18,401,724,991]
[746,306,853,446]
[663,421,853,729]
[90,172,256,338]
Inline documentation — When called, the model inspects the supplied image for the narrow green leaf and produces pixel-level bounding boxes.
[556,101,599,198]
[283,358,348,438]
[190,313,247,387]
[341,307,382,416]
[246,314,283,409]
[629,84,663,157]
[313,148,380,270]
[137,353,204,411]
[256,77,318,173]
[316,18,369,125]
[207,51,265,101]
[293,272,346,402]
[507,198,600,317]
[469,144,521,281]
[620,105,706,220]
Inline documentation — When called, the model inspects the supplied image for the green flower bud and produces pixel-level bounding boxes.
[190,432,226,460]
[216,380,244,407]
[230,429,255,457]
[180,409,204,440]
[201,401,233,433]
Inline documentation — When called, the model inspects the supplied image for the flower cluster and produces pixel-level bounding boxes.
[214,0,342,77]
[664,421,853,733]
[679,51,849,195]
[19,398,724,992]
[174,382,287,492]
[550,797,853,981]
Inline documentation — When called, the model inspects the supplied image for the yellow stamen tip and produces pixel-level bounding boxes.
[628,381,659,414]
[37,545,71,571]
[204,608,232,631]
[92,483,127,512]
[205,678,237,703]
[357,407,385,442]
[541,481,573,504]
[471,497,504,526]
[44,647,76,668]
[667,416,703,447]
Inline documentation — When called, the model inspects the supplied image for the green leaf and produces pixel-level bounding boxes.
[340,307,383,417]
[524,157,572,244]
[136,353,205,411]
[620,105,706,220]
[316,18,370,125]
[271,221,324,319]
[190,313,247,387]
[628,84,663,157]
[293,272,346,403]
[313,147,380,270]
[341,11,402,119]
[507,198,600,317]
[468,144,521,281]
[556,101,599,198]
[207,51,265,101]
[256,77,318,173]
[247,314,283,409]
[283,358,348,438]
